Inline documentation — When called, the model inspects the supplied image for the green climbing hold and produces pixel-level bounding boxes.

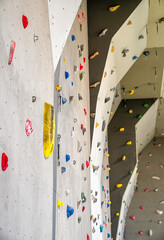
[78,217,81,223]
[144,103,149,108]
[129,170,133,175]
[137,114,142,119]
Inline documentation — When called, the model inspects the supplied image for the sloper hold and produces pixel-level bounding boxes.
[109,5,120,12]
[90,82,100,88]
[152,176,160,180]
[8,40,16,65]
[22,15,28,28]
[43,103,55,158]
[67,205,74,218]
[148,229,153,236]
[156,210,163,215]
[90,52,99,59]
[2,153,8,171]
[99,28,108,37]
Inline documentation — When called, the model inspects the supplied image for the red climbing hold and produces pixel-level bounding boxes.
[140,206,144,210]
[86,160,90,168]
[82,12,85,22]
[87,234,90,240]
[81,124,84,130]
[144,188,149,192]
[82,206,85,212]
[22,15,28,29]
[84,108,87,115]
[83,57,86,63]
[80,64,83,70]
[2,153,8,171]
[8,40,16,65]
[139,231,144,235]
[139,153,143,156]
[78,14,81,25]
[25,119,33,136]
[129,216,135,220]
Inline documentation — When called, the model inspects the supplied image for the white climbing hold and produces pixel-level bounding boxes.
[152,176,160,180]
[160,201,164,205]
[158,220,162,224]
[154,188,159,192]
[148,229,153,237]
[160,164,164,168]
[99,29,108,37]
[156,210,163,215]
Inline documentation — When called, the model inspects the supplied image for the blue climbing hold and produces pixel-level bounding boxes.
[66,154,70,162]
[106,176,109,180]
[65,71,69,79]
[108,218,110,222]
[72,35,76,41]
[107,203,110,208]
[107,190,109,193]
[107,165,110,168]
[105,148,107,152]
[148,82,153,85]
[132,56,138,60]
[115,93,119,98]
[102,185,104,191]
[107,111,109,114]
[61,167,66,173]
[134,86,139,89]
[100,225,103,233]
[67,205,74,218]
[107,233,110,238]
[62,97,67,104]
[71,81,73,86]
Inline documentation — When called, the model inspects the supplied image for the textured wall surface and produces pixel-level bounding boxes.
[108,99,155,239]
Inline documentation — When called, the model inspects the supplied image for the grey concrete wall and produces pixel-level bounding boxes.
[126,138,164,240]
[108,99,155,239]
[0,1,55,239]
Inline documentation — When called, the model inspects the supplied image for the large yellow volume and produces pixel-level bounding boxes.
[43,102,55,158]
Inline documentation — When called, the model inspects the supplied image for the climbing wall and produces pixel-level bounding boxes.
[54,1,91,240]
[125,138,164,239]
[0,1,55,239]
[108,99,155,239]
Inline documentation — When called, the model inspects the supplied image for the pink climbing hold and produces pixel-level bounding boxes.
[82,12,85,22]
[105,223,107,228]
[22,15,28,29]
[25,119,33,136]
[140,206,144,210]
[139,231,144,235]
[8,40,16,65]
[78,14,81,25]
[80,64,83,70]
[84,108,87,115]
[103,165,106,170]
[82,206,85,212]
[86,160,90,168]
[129,216,135,220]
[87,234,90,240]
[144,188,149,192]
[146,165,150,168]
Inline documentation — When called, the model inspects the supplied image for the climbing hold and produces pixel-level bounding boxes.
[139,153,143,156]
[8,40,16,65]
[148,229,153,236]
[61,167,66,174]
[152,176,160,180]
[77,200,81,209]
[144,103,149,108]
[139,232,144,235]
[62,97,67,104]
[137,114,142,119]
[160,201,164,205]
[158,220,162,224]
[82,12,85,22]
[127,20,132,25]
[82,128,86,135]
[122,48,129,57]
[106,176,109,180]
[111,46,114,52]
[32,96,36,102]
[83,57,86,63]
[90,52,99,60]
[107,168,111,171]
[140,206,144,210]
[109,5,120,12]
[122,156,126,161]
[80,64,83,71]
[102,186,105,191]
[96,123,99,128]
[87,234,90,240]
[72,35,76,41]
[159,17,164,23]
[81,163,85,170]
[105,97,110,103]
[65,71,69,79]
[104,72,107,78]
[78,217,81,223]
[78,93,83,100]
[22,15,28,29]
[126,141,132,145]
[92,227,95,233]
[116,184,123,188]
[120,128,125,132]
[2,153,8,171]
[67,205,74,218]
[107,233,111,238]
[25,119,33,136]
[57,200,63,207]
[82,206,85,212]
[107,153,109,157]
[129,170,133,175]
[129,90,134,95]
[56,85,62,92]
[86,160,90,168]
[66,154,70,162]
[154,188,158,192]
[69,96,74,104]
[100,225,103,233]
[116,213,119,217]
[74,66,78,73]
[107,203,110,208]
[132,56,138,60]
[90,82,100,88]
[129,216,135,220]
[138,34,144,39]
[143,50,150,56]
[84,108,87,115]
[149,153,152,157]
[156,210,163,215]
[144,188,149,192]
[99,29,108,37]
[78,14,81,24]
[90,113,95,118]
[102,120,106,131]
[129,109,133,114]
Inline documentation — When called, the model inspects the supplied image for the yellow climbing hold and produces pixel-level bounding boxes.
[63,58,65,63]
[109,5,120,12]
[90,51,99,60]
[106,128,108,132]
[127,20,132,25]
[109,201,111,204]
[110,112,113,115]
[107,168,111,171]
[116,184,123,188]
[122,155,126,161]
[57,200,63,207]
[116,213,119,216]
[126,141,132,145]
[90,81,100,88]
[120,128,125,132]
[129,109,133,114]
[111,46,114,52]
[96,122,99,128]
[129,90,134,95]
[90,215,94,221]
[43,102,55,158]
[110,222,112,226]
[104,72,107,78]
[107,153,110,157]
[91,164,94,168]
[56,85,61,92]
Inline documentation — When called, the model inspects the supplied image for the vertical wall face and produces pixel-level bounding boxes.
[0,1,55,239]
[108,99,155,239]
